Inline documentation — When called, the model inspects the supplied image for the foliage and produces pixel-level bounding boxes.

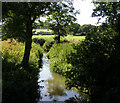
[2,2,51,67]
[32,38,46,46]
[80,24,95,36]
[68,24,95,36]
[30,42,43,67]
[64,2,120,102]
[47,43,75,76]
[2,39,43,68]
[2,62,39,103]
[2,39,43,103]
[68,23,81,35]
[2,2,51,42]
[42,40,54,52]
[92,2,120,34]
[2,39,24,63]
[65,26,120,103]
[44,1,78,42]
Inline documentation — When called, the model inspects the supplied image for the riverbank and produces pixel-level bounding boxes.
[45,42,90,102]
[2,39,43,103]
[47,42,75,76]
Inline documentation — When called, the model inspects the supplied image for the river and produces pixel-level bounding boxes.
[37,53,80,102]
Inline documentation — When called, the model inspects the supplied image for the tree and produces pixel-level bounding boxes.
[68,23,81,35]
[66,2,120,103]
[44,1,78,43]
[66,25,120,103]
[2,2,51,67]
[81,24,94,34]
[68,24,95,36]
[92,2,120,34]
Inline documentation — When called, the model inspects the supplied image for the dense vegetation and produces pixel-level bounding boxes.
[66,26,120,103]
[2,1,120,103]
[46,2,120,103]
[68,23,95,36]
[2,39,43,103]
[47,43,75,76]
[2,2,77,102]
[2,2,51,67]
[46,24,120,103]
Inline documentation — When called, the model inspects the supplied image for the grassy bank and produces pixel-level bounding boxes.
[32,34,85,76]
[47,42,76,76]
[2,39,43,103]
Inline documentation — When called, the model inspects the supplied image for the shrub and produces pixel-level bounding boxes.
[66,28,120,103]
[32,38,45,46]
[47,43,75,76]
[2,59,40,103]
[2,39,43,103]
[42,41,54,52]
[30,42,43,68]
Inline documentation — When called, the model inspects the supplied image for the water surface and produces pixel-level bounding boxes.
[38,53,79,102]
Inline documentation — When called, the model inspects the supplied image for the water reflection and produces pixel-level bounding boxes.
[47,79,67,96]
[38,53,79,102]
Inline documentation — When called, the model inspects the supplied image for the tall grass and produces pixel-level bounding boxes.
[2,39,24,64]
[47,42,76,76]
[2,39,43,67]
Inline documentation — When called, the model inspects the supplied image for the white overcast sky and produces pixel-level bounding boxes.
[73,0,103,26]
[38,0,103,26]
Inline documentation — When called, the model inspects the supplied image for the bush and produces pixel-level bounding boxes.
[42,41,54,52]
[53,36,59,41]
[47,43,75,76]
[66,27,120,103]
[2,39,43,103]
[2,59,40,103]
[33,38,45,46]
[30,42,43,68]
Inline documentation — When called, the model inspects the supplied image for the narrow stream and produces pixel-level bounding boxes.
[38,53,80,102]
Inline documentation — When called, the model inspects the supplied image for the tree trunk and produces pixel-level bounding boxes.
[58,34,60,43]
[22,39,32,67]
[57,29,60,43]
[21,18,33,68]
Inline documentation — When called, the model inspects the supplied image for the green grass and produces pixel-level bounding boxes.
[64,35,85,41]
[33,35,85,42]
[33,35,54,41]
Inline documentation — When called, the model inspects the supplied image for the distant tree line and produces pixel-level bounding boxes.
[67,23,95,36]
[34,23,96,37]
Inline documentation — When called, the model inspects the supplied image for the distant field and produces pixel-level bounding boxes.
[64,35,85,41]
[33,34,85,42]
[33,29,53,34]
[33,35,54,41]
